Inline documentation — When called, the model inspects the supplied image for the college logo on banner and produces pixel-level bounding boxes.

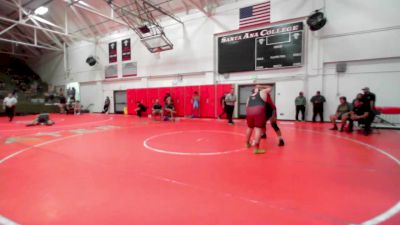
[121,38,131,61]
[109,42,117,63]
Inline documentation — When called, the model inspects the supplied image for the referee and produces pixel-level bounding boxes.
[225,88,236,125]
[3,93,18,122]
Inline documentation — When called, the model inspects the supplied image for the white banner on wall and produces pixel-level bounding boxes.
[122,62,137,77]
[105,65,118,79]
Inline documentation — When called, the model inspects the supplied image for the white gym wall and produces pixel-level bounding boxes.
[29,0,400,118]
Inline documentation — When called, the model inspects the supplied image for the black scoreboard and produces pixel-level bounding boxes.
[218,22,304,74]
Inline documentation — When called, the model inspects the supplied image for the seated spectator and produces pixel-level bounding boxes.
[329,96,352,131]
[164,99,176,121]
[74,101,81,115]
[347,98,375,135]
[152,99,163,120]
[135,101,147,117]
[340,93,362,131]
[66,100,75,114]
[350,93,363,105]
[49,93,55,103]
[26,113,55,126]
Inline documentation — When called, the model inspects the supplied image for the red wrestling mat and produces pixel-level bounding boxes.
[0,114,399,225]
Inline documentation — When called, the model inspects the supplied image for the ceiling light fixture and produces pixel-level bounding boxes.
[34,6,48,15]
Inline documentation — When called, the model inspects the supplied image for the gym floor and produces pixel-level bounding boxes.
[0,114,399,225]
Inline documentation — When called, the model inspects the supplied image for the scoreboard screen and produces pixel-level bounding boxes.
[218,22,304,74]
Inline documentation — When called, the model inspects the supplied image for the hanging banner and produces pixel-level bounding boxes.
[105,65,118,79]
[108,41,117,63]
[121,38,131,61]
[122,62,137,77]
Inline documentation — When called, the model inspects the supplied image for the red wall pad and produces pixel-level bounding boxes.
[146,88,159,110]
[200,85,216,118]
[126,89,137,115]
[171,87,185,116]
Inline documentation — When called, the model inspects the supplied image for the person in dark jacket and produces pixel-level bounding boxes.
[135,101,147,117]
[310,91,326,122]
[102,97,111,114]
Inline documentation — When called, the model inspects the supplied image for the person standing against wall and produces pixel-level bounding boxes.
[225,88,236,125]
[218,92,228,119]
[102,96,111,114]
[310,91,326,122]
[361,87,376,111]
[59,93,67,114]
[295,92,306,121]
[163,93,172,105]
[3,93,18,122]
[191,91,200,118]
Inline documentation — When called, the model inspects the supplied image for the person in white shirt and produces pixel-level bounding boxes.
[224,88,236,125]
[3,93,18,122]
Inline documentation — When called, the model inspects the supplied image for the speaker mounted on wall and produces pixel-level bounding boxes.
[336,62,347,73]
[307,10,327,31]
[86,56,97,66]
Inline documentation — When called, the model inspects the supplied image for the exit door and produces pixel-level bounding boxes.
[114,90,127,114]
[238,84,275,118]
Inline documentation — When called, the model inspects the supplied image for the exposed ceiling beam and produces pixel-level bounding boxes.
[142,0,183,24]
[0,0,18,11]
[0,23,18,36]
[0,24,41,56]
[105,0,157,25]
[5,0,54,18]
[0,37,62,51]
[180,1,190,14]
[0,23,61,49]
[9,0,65,49]
[31,15,65,31]
[186,0,210,16]
[72,3,130,27]
[70,6,98,37]
[28,18,64,49]
[3,0,93,44]
[0,16,93,41]
[0,50,36,58]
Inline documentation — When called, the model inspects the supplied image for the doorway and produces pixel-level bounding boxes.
[114,90,126,114]
[238,84,275,118]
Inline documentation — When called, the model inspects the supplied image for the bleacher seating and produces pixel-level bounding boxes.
[0,60,59,115]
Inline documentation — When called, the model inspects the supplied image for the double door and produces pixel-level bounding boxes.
[238,84,275,118]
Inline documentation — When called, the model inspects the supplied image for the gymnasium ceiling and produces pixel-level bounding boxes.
[0,0,234,59]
